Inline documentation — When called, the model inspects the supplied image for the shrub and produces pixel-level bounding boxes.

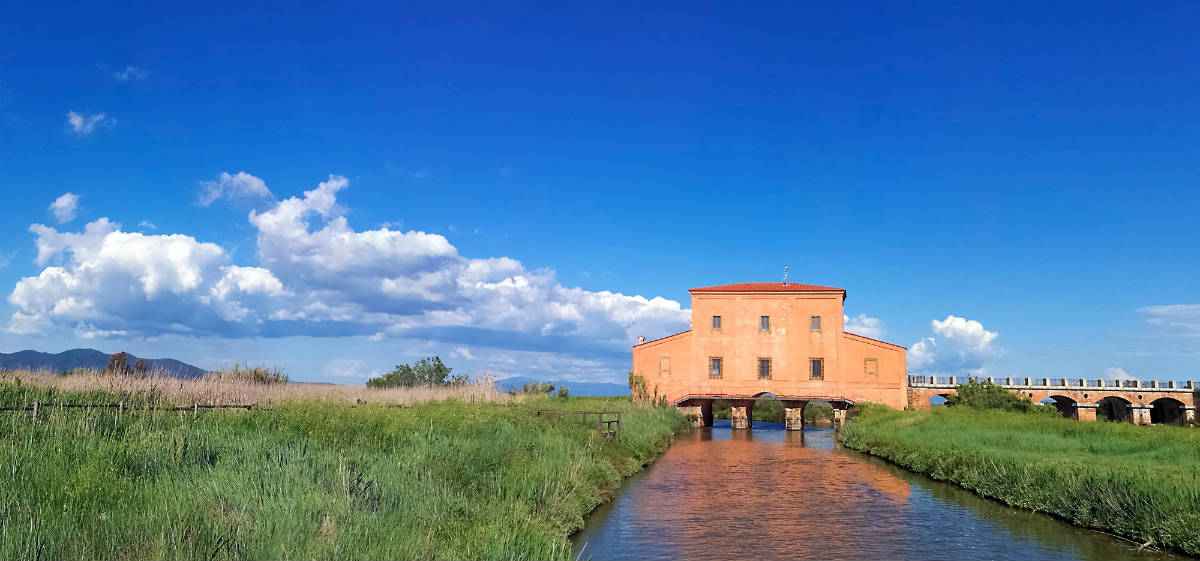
[133,359,148,374]
[519,382,555,394]
[556,385,569,399]
[944,380,1057,415]
[628,371,649,402]
[367,356,451,388]
[207,363,288,385]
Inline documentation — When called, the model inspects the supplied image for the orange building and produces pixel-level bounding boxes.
[632,282,907,429]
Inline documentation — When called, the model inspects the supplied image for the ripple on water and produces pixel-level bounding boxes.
[572,421,1184,561]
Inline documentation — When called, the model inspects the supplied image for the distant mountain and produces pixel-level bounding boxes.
[495,376,629,397]
[0,349,208,379]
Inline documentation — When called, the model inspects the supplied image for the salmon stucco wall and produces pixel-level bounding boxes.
[631,283,908,409]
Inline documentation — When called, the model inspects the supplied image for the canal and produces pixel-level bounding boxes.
[573,421,1184,561]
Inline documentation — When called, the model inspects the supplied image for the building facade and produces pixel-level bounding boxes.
[632,282,908,426]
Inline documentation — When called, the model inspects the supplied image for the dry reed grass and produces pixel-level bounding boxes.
[0,368,510,406]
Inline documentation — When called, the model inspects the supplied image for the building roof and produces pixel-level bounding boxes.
[633,329,692,347]
[688,282,845,294]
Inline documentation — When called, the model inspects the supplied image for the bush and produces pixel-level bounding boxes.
[627,371,649,402]
[367,356,451,388]
[557,385,569,399]
[519,382,555,394]
[944,380,1057,415]
[207,363,288,384]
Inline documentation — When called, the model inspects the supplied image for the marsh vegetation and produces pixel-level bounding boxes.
[0,370,682,560]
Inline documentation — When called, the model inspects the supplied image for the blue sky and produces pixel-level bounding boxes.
[1,1,1198,384]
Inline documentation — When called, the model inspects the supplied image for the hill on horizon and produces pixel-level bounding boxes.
[0,349,208,379]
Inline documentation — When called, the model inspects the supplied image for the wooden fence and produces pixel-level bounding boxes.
[535,409,621,440]
[0,400,254,420]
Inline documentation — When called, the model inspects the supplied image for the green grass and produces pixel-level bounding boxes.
[0,384,684,560]
[838,403,1200,556]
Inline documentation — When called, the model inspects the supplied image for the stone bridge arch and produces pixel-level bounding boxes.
[1096,396,1133,423]
[1150,397,1186,426]
[1039,395,1079,419]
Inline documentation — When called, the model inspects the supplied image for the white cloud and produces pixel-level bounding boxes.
[452,346,476,360]
[9,174,691,360]
[908,315,1002,375]
[1103,366,1136,381]
[844,313,883,339]
[49,193,79,224]
[321,358,372,380]
[1139,304,1200,336]
[112,66,148,81]
[198,172,274,207]
[138,220,157,230]
[65,111,109,135]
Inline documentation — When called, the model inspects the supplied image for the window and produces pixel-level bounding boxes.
[712,315,722,330]
[760,315,770,331]
[709,357,723,378]
[758,358,771,379]
[810,315,822,331]
[810,358,824,380]
[864,358,879,376]
[658,356,670,375]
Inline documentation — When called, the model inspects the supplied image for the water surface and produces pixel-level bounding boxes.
[573,421,1183,561]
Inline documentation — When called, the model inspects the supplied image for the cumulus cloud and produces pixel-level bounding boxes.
[843,313,883,339]
[1139,304,1200,336]
[49,193,78,223]
[9,175,691,356]
[908,315,1002,375]
[452,346,476,360]
[198,172,274,207]
[112,66,148,81]
[1103,366,1136,381]
[65,111,109,135]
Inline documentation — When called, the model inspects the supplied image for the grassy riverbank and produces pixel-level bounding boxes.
[0,378,683,560]
[838,403,1200,556]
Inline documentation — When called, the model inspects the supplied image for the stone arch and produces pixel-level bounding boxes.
[1039,395,1078,419]
[930,393,953,407]
[1096,396,1133,423]
[1150,397,1186,426]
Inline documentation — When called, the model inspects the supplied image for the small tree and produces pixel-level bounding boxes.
[133,358,148,375]
[367,356,452,388]
[557,385,569,399]
[106,352,131,375]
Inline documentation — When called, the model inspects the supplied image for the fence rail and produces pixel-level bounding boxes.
[535,410,621,440]
[0,400,255,419]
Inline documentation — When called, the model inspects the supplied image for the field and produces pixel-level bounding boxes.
[0,370,684,560]
[838,403,1200,556]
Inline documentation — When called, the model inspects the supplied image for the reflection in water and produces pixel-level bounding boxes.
[573,421,1183,561]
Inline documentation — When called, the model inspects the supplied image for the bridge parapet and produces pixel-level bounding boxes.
[907,375,1198,392]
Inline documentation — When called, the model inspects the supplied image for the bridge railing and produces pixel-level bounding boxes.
[908,375,1198,390]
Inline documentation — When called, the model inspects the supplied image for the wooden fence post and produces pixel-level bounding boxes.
[32,400,38,421]
[193,402,198,420]
[118,401,124,420]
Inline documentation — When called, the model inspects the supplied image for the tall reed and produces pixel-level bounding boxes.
[0,380,682,560]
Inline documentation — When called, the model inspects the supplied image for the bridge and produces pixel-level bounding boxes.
[908,375,1199,425]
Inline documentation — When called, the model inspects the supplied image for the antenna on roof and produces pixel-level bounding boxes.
[782,265,789,285]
